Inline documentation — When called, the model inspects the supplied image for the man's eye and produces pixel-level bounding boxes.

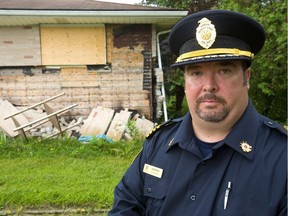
[219,69,231,74]
[187,71,202,76]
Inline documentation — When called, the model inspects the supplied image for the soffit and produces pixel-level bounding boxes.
[0,0,188,30]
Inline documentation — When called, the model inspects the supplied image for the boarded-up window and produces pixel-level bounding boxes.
[0,26,41,66]
[40,25,106,65]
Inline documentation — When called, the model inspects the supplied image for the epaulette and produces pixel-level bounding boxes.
[146,117,183,139]
[263,118,287,135]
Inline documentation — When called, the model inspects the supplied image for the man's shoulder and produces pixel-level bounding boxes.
[146,117,183,139]
[259,114,287,136]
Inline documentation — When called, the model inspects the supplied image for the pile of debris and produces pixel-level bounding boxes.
[0,98,155,142]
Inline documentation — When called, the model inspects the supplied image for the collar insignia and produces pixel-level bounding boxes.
[240,141,252,153]
[196,17,217,49]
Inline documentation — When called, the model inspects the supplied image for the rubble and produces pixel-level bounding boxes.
[79,106,155,141]
[0,99,29,137]
[0,98,155,142]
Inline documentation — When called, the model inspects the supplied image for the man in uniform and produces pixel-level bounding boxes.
[108,10,287,216]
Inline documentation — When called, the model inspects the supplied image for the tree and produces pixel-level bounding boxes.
[142,0,218,12]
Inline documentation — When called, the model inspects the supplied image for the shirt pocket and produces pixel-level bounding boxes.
[144,182,167,199]
[143,177,168,216]
[216,193,275,216]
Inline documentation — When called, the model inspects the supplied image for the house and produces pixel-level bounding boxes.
[0,0,187,121]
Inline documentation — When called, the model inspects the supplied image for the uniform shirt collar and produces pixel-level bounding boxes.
[167,112,202,157]
[167,100,259,161]
[224,100,259,160]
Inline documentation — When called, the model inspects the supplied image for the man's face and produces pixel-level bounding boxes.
[184,60,250,123]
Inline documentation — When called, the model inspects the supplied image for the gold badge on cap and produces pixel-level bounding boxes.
[240,141,252,153]
[196,17,217,49]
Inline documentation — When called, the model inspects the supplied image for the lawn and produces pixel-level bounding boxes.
[0,134,143,214]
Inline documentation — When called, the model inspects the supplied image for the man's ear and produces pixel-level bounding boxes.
[246,68,251,89]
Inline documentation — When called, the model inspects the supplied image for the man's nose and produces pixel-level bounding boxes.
[203,74,218,92]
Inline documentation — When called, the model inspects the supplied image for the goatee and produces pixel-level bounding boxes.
[195,94,229,122]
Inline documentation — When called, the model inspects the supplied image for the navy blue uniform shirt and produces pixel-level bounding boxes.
[109,101,287,216]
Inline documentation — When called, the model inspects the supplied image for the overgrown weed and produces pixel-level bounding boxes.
[0,131,144,159]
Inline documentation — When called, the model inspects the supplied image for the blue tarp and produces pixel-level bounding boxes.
[78,134,114,143]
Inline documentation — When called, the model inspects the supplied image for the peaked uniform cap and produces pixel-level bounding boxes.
[168,10,266,67]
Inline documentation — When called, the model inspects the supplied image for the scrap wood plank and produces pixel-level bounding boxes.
[106,109,132,141]
[0,99,29,137]
[80,106,115,136]
[135,118,155,137]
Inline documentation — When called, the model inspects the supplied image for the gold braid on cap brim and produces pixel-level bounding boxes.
[176,48,254,63]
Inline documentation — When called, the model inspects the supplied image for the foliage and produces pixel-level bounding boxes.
[142,0,218,12]
[0,135,143,159]
[164,68,188,119]
[126,120,140,139]
[0,130,7,145]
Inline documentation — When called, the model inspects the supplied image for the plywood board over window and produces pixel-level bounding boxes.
[0,26,41,66]
[40,25,106,66]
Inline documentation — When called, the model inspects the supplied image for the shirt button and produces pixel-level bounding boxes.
[190,194,196,201]
[201,160,207,165]
[147,188,152,193]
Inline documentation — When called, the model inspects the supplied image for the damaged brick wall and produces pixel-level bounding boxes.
[109,24,153,117]
[112,24,152,90]
[0,24,154,120]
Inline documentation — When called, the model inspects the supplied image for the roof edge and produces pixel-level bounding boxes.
[0,9,188,17]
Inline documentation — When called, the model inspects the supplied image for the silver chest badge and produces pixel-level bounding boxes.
[196,17,217,49]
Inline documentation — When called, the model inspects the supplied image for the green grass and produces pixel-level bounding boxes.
[0,134,143,214]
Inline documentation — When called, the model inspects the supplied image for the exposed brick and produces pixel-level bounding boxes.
[3,41,13,44]
[23,26,32,30]
[24,56,33,59]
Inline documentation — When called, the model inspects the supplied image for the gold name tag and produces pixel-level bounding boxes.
[143,163,163,178]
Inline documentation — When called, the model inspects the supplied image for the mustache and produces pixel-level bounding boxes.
[196,94,226,104]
